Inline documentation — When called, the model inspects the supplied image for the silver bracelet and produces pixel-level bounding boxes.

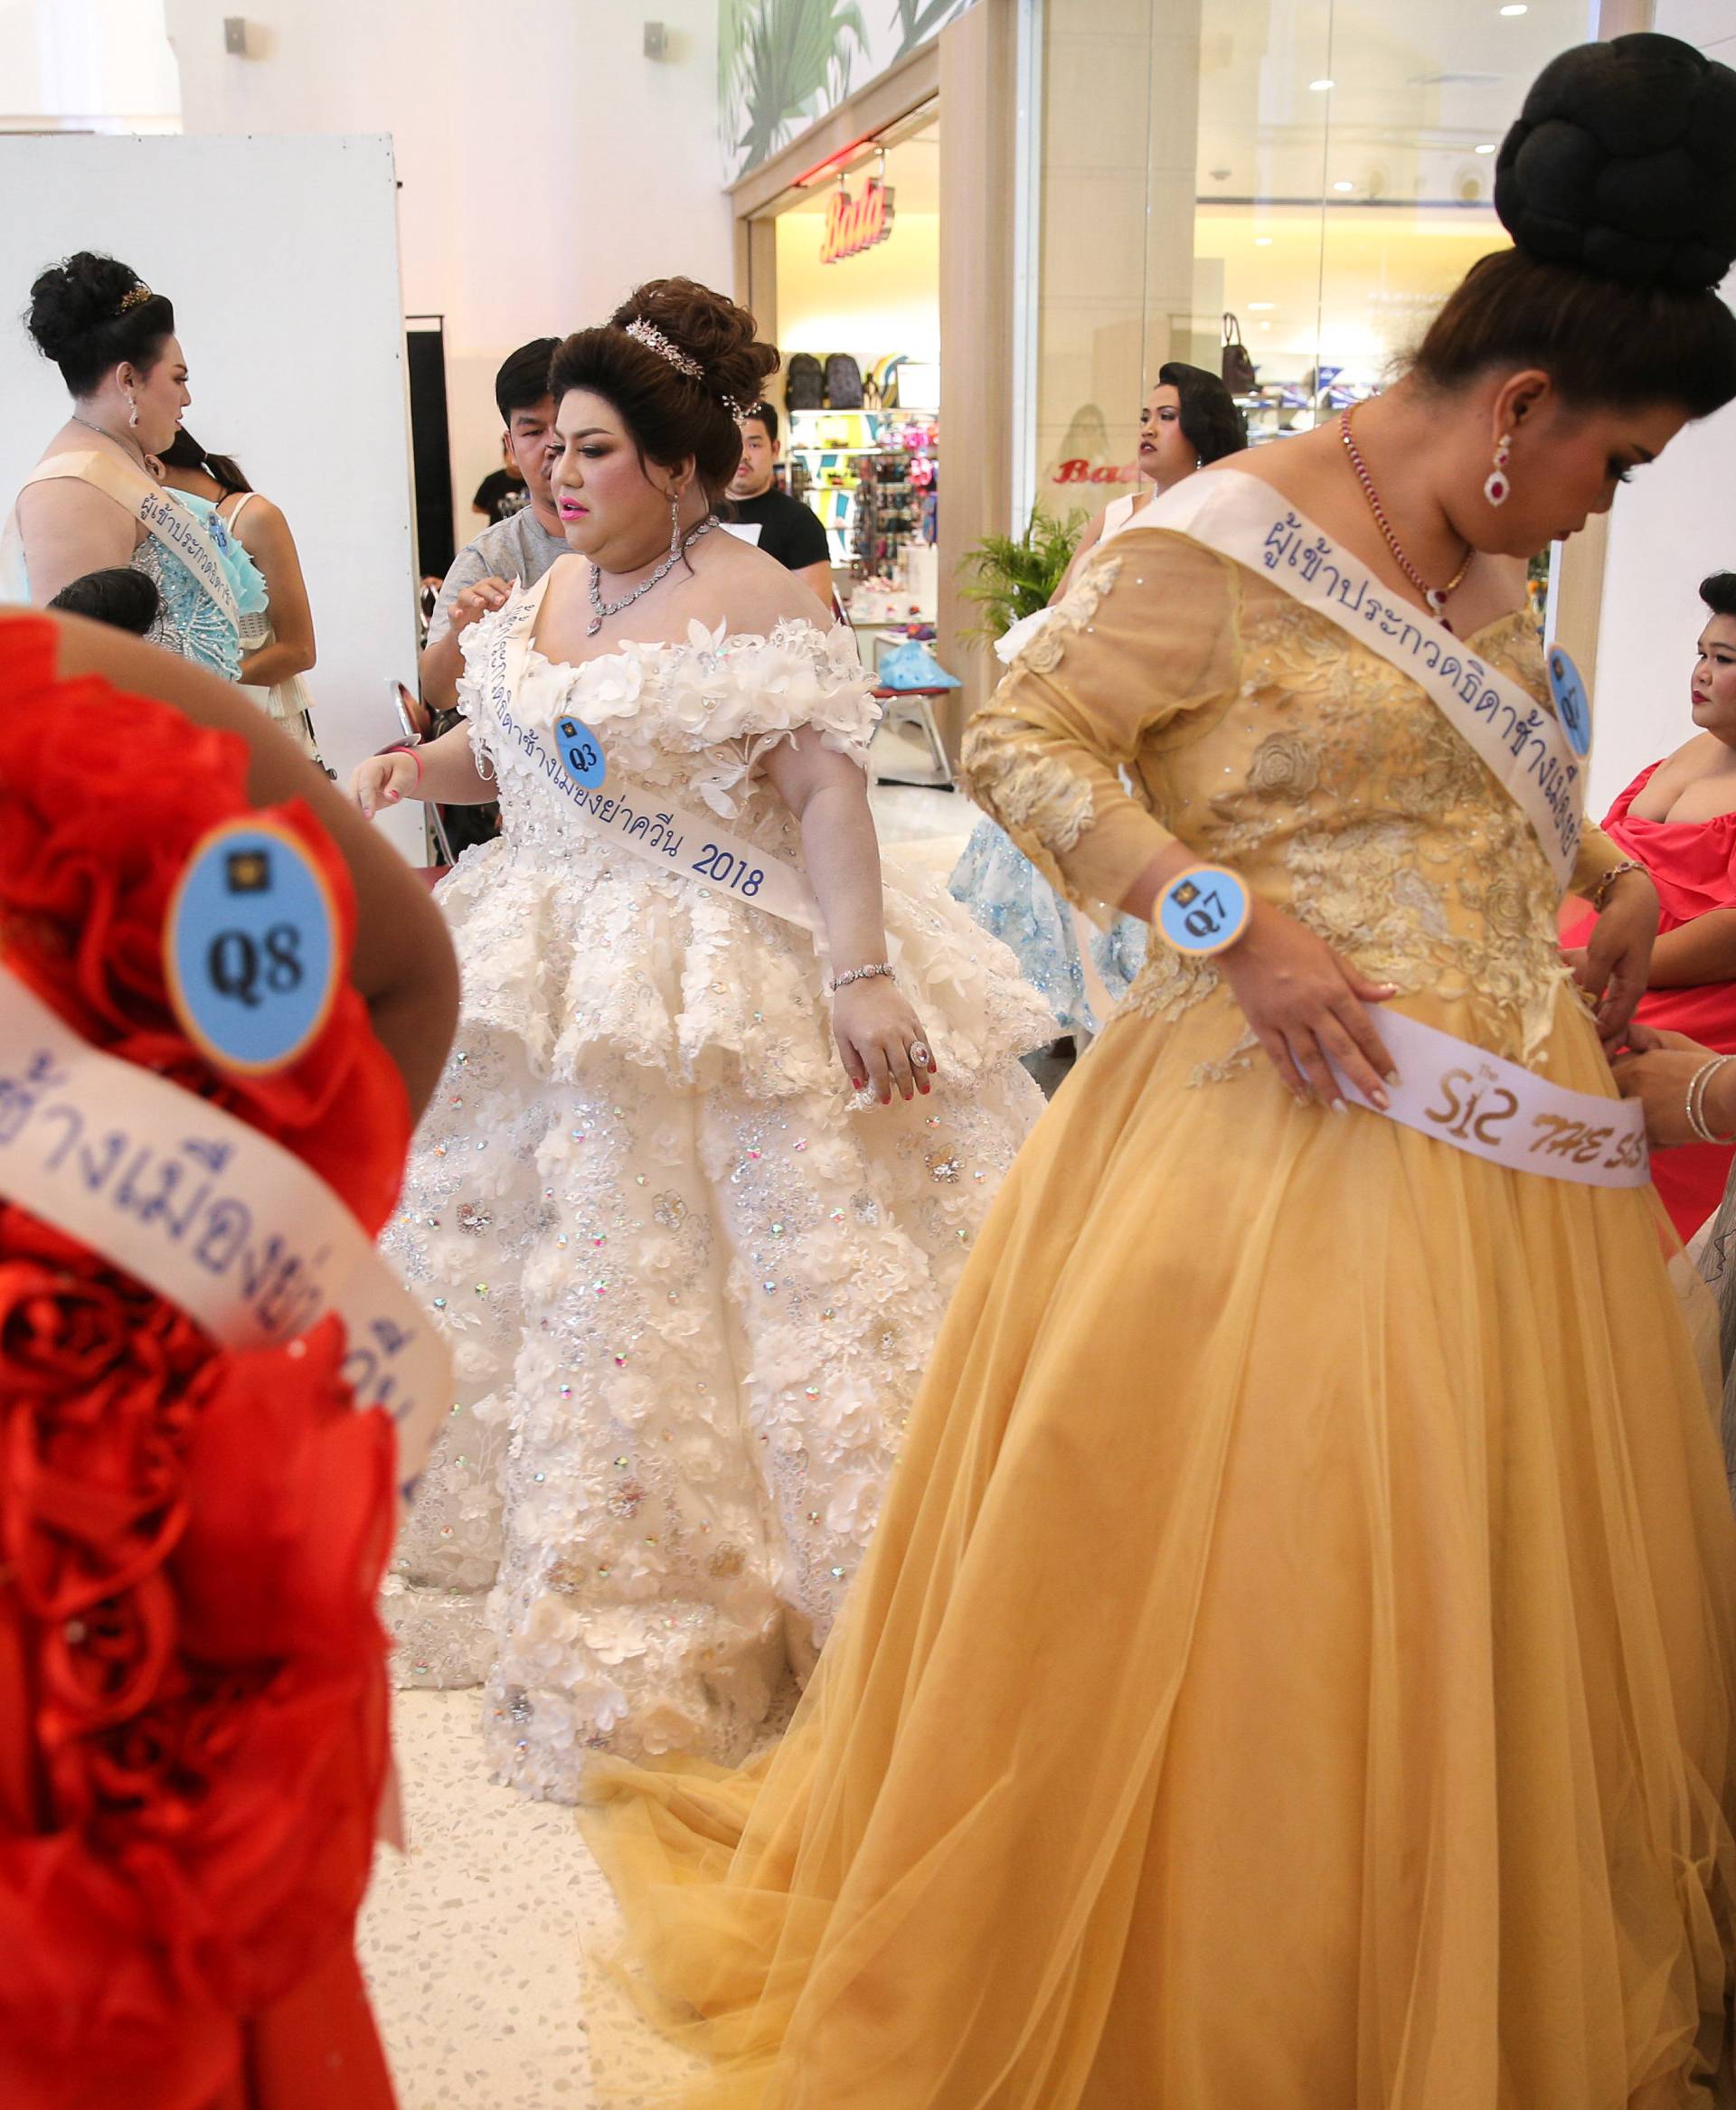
[1685,1055,1736,1144]
[829,962,894,994]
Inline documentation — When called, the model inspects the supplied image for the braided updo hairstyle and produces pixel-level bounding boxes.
[549,278,780,504]
[1416,33,1736,417]
[26,251,175,398]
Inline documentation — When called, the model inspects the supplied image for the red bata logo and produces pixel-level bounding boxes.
[1052,460,1137,485]
[821,180,896,265]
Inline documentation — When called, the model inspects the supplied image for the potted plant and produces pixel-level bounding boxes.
[958,505,1089,645]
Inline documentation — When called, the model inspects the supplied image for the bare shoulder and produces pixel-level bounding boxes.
[1213,423,1333,501]
[1663,730,1723,775]
[15,471,130,533]
[227,491,291,551]
[690,532,833,636]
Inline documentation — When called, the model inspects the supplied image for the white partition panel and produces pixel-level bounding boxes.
[1588,0,1736,815]
[0,132,421,852]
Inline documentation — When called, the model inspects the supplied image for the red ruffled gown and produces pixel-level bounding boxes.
[1564,761,1736,1239]
[0,611,410,2108]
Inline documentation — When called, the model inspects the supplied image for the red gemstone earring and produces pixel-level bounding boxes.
[1484,432,1513,508]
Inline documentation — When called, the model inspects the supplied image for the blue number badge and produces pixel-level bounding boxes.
[555,716,607,790]
[1157,864,1252,957]
[1547,645,1592,758]
[165,817,340,1073]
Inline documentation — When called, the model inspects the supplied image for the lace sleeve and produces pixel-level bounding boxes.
[960,530,1241,926]
[674,617,882,818]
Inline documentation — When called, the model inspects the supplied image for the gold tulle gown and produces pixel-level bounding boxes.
[582,525,1736,2107]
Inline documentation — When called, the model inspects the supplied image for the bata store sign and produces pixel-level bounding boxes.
[821,179,896,265]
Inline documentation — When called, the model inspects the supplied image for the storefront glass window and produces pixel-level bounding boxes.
[1034,0,1593,523]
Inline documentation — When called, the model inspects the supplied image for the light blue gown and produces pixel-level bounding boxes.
[948,501,1151,1036]
[164,493,266,681]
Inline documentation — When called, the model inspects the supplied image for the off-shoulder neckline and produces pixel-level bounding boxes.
[512,564,847,680]
[519,619,852,689]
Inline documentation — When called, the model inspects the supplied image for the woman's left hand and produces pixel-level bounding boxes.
[832,977,938,1104]
[1611,1022,1724,1148]
[1567,867,1660,1049]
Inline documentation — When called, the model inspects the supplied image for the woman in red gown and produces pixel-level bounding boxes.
[1568,570,1736,1238]
[0,608,458,2109]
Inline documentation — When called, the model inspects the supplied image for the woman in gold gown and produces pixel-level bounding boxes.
[584,36,1736,2106]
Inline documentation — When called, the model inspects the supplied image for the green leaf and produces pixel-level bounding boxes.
[956,505,1090,645]
[892,0,963,58]
[733,0,869,172]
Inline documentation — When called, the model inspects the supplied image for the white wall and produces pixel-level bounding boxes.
[0,0,180,131]
[0,133,421,851]
[165,0,732,551]
[1589,0,1736,812]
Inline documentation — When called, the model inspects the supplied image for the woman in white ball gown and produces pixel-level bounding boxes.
[353,281,1048,1798]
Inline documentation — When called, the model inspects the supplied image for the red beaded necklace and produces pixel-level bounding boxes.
[1338,408,1473,632]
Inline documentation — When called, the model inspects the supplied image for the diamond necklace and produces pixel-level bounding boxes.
[587,514,720,637]
[1338,408,1472,630]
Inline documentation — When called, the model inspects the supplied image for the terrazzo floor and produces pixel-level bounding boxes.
[358,1688,702,2110]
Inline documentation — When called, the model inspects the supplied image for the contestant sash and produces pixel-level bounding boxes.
[483,575,824,933]
[21,452,241,630]
[1140,469,1583,890]
[0,969,449,1501]
[1328,1005,1648,1188]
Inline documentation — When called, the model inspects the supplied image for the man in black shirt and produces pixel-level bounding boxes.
[472,440,528,524]
[725,402,834,603]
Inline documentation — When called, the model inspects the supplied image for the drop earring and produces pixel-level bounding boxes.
[1484,433,1513,508]
[126,393,139,429]
[668,493,682,559]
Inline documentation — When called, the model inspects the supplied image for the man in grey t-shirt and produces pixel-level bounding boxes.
[420,337,568,711]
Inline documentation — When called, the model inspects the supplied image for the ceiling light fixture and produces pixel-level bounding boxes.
[1333,180,1354,193]
[1499,4,1527,14]
[1254,236,1273,246]
[1474,142,1496,154]
[1309,77,1335,91]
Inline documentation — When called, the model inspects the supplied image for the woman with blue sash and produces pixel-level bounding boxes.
[581,38,1736,2107]
[3,252,247,681]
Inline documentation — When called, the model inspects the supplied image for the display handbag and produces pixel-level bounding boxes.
[1221,313,1259,396]
[824,353,865,410]
[784,352,825,410]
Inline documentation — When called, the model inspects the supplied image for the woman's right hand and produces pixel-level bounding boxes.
[1215,898,1399,1109]
[351,749,420,820]
[448,574,514,636]
[1611,1022,1730,1147]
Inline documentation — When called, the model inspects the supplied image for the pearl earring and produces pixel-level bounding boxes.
[1484,432,1513,508]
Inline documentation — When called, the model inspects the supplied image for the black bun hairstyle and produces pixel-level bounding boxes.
[25,250,175,398]
[1495,33,1736,292]
[1416,34,1736,419]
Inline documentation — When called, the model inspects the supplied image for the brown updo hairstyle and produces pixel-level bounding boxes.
[26,251,176,399]
[548,278,779,506]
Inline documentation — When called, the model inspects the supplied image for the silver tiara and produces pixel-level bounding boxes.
[625,317,703,381]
